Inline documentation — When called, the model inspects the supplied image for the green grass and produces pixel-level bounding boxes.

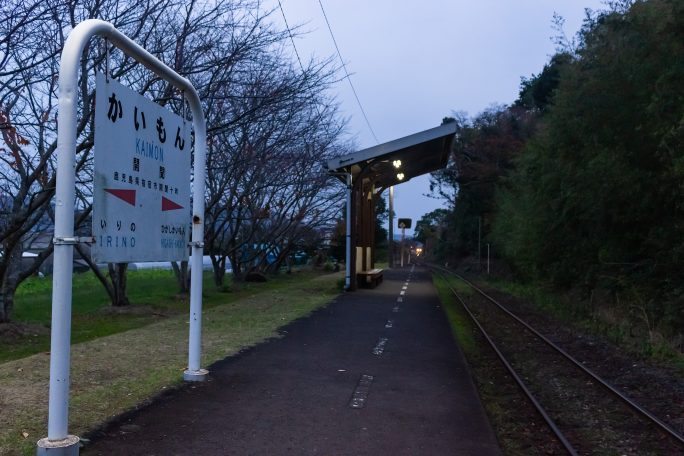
[484,277,684,372]
[0,270,343,456]
[484,278,575,318]
[2,268,320,363]
[431,273,549,455]
[431,275,476,353]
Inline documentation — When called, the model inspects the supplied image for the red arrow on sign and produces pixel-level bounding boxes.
[104,189,136,206]
[162,196,184,211]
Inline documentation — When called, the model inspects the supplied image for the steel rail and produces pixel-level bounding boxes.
[432,268,578,455]
[431,263,684,448]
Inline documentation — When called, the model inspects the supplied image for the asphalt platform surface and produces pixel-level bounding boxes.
[83,266,501,455]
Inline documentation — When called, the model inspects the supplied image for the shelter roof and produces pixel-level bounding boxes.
[326,123,456,188]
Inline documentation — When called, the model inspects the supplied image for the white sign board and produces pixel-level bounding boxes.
[93,73,191,263]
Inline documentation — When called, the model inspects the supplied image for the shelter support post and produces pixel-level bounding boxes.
[349,181,360,290]
[363,183,374,271]
[359,183,367,272]
[369,185,376,269]
[388,186,394,268]
[345,173,352,290]
[353,179,378,282]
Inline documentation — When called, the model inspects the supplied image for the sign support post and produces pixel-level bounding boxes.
[401,227,405,267]
[38,19,207,455]
[184,233,208,380]
[397,219,411,268]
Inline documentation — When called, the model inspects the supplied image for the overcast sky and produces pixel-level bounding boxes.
[270,0,607,233]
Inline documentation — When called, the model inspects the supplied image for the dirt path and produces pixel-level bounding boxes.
[82,267,501,455]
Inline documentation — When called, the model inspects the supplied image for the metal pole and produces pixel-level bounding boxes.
[478,216,482,269]
[40,19,207,454]
[487,243,490,275]
[184,104,208,381]
[388,186,394,268]
[46,27,81,447]
[400,227,405,267]
[345,173,352,290]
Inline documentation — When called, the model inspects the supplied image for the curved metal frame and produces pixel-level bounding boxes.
[39,19,207,452]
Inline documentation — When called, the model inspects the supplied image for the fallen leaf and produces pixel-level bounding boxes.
[21,432,29,439]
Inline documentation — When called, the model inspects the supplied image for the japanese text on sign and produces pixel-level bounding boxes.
[92,73,191,263]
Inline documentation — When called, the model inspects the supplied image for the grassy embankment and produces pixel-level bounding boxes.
[0,268,342,456]
[432,276,510,419]
[483,278,684,371]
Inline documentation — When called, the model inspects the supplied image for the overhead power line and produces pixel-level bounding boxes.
[278,0,333,136]
[277,0,306,73]
[317,0,379,144]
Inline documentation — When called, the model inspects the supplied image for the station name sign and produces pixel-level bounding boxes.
[92,73,191,263]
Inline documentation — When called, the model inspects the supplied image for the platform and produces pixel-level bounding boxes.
[83,267,501,455]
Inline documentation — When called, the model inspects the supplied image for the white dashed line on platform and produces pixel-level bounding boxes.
[349,374,374,409]
[372,337,388,356]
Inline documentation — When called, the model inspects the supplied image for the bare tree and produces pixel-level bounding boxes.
[203,56,349,284]
[0,0,222,315]
[0,0,350,318]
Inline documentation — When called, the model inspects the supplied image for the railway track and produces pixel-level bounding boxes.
[428,264,684,455]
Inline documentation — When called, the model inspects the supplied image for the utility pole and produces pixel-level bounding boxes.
[478,216,482,270]
[388,186,394,268]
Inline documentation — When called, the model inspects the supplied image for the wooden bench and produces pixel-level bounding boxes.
[357,268,383,288]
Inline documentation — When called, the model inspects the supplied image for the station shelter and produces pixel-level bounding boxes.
[326,123,456,290]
